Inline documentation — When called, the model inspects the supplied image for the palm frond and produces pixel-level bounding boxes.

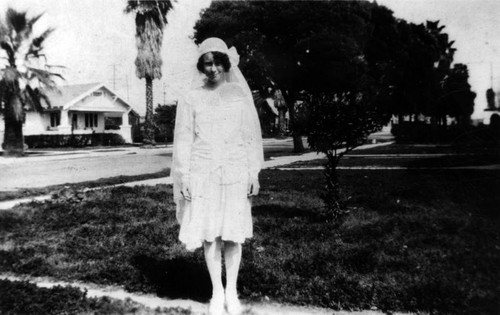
[1,67,21,84]
[26,13,44,32]
[26,66,64,88]
[36,87,52,108]
[0,40,14,57]
[0,34,15,64]
[21,84,51,112]
[45,64,66,70]
[25,28,54,60]
[125,0,174,24]
[0,20,8,38]
[6,8,27,34]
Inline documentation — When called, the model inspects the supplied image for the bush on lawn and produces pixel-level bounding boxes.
[392,122,500,145]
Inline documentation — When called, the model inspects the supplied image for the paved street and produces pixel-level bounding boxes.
[0,139,300,191]
[0,147,172,190]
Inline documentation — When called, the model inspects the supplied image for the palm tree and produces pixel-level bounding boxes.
[125,0,174,144]
[0,8,62,157]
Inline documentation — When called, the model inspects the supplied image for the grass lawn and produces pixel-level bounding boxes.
[0,170,170,202]
[0,279,191,315]
[283,143,500,168]
[0,168,499,314]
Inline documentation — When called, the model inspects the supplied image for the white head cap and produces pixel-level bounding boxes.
[198,37,229,58]
[198,37,240,66]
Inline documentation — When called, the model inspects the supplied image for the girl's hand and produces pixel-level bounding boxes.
[247,178,260,197]
[181,181,191,201]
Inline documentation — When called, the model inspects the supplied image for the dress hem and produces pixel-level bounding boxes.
[179,234,253,251]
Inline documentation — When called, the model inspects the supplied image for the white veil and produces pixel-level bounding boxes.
[171,37,264,213]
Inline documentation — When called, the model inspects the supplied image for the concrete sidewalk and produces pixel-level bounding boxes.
[0,273,414,315]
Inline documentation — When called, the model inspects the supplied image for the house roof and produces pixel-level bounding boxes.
[46,83,101,108]
[45,83,139,116]
[252,91,279,116]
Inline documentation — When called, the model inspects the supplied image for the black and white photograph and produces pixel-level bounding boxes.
[0,0,498,314]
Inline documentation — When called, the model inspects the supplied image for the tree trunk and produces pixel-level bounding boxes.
[2,94,24,157]
[144,77,155,144]
[278,109,287,136]
[321,152,348,224]
[282,90,304,153]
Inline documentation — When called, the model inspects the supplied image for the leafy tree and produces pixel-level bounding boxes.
[153,103,176,142]
[486,88,496,110]
[386,21,442,123]
[194,0,394,153]
[441,63,476,124]
[195,0,396,222]
[0,8,63,156]
[125,0,174,145]
[387,19,475,127]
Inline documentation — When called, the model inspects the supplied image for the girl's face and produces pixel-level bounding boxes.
[201,52,225,85]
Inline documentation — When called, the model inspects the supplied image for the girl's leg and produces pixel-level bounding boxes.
[204,237,224,314]
[224,241,243,314]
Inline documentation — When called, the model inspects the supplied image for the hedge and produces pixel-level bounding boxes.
[391,123,500,144]
[24,133,126,148]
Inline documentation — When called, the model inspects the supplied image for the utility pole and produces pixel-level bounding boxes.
[125,74,130,101]
[113,64,116,90]
[491,62,494,89]
[109,64,120,90]
[163,83,166,105]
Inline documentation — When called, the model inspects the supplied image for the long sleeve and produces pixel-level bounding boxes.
[172,95,194,202]
[242,97,264,180]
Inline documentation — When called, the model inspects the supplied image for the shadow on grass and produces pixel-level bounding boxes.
[131,254,211,302]
[253,204,315,219]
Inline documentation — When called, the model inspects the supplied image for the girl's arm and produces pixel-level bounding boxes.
[172,95,195,200]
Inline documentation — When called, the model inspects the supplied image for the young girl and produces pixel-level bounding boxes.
[171,38,263,315]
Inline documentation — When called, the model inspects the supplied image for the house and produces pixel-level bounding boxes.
[0,83,139,148]
[252,90,289,137]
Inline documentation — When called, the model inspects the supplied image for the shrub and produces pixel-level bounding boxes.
[24,133,126,148]
[392,122,500,144]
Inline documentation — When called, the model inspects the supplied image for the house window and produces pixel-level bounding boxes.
[105,117,122,130]
[50,112,60,127]
[91,91,103,97]
[85,113,98,128]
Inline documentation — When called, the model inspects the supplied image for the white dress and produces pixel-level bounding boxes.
[172,83,262,251]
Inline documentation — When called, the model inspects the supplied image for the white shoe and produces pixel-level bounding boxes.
[208,293,225,315]
[225,290,243,315]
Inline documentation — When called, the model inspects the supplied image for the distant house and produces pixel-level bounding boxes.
[0,83,139,147]
[253,90,289,137]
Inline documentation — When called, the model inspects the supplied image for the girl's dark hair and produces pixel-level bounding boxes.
[197,51,231,73]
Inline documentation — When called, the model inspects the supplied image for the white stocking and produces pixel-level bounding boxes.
[224,241,242,295]
[204,237,224,297]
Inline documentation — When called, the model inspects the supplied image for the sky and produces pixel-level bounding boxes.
[0,0,211,115]
[0,0,498,120]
